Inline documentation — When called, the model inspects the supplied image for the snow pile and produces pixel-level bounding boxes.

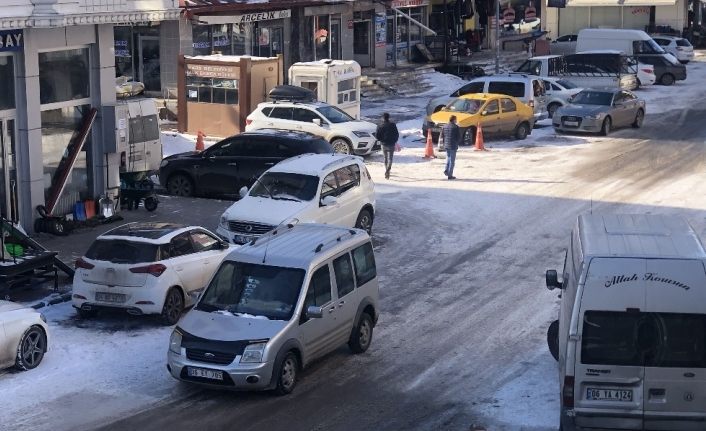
[161,131,217,158]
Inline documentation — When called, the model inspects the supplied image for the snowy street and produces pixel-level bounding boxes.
[3,54,706,431]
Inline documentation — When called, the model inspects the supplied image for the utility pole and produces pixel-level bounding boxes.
[495,0,500,74]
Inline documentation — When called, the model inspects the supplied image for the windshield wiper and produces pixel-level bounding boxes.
[250,177,274,200]
[272,195,301,202]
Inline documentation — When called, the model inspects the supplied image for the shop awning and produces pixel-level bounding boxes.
[181,0,353,15]
[567,0,676,5]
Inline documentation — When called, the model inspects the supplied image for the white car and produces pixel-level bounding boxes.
[217,154,375,245]
[0,300,49,371]
[636,61,657,86]
[549,34,577,55]
[652,35,694,64]
[542,77,583,118]
[72,223,233,325]
[245,101,380,156]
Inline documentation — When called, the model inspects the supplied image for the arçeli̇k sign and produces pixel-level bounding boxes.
[0,30,23,52]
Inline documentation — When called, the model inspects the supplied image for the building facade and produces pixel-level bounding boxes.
[0,0,179,231]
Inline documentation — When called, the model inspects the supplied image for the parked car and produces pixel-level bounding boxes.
[245,101,379,156]
[424,74,547,134]
[637,54,687,85]
[159,129,333,198]
[428,93,534,145]
[652,35,694,63]
[542,77,583,119]
[576,28,665,56]
[167,223,380,394]
[553,88,645,135]
[0,300,50,371]
[73,222,233,325]
[217,154,375,245]
[574,50,655,88]
[549,34,577,55]
[635,60,656,87]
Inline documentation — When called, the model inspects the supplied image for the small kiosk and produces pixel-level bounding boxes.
[288,59,362,119]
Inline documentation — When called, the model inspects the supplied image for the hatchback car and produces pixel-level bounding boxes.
[0,300,50,371]
[549,34,577,55]
[159,129,333,198]
[73,223,233,325]
[167,223,380,395]
[542,77,583,118]
[428,93,534,145]
[652,35,694,63]
[217,154,375,245]
[553,89,645,135]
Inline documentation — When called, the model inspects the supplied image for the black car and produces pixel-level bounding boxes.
[159,129,333,197]
[635,54,687,86]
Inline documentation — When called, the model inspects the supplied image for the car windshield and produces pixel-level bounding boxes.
[316,106,354,123]
[85,239,160,264]
[249,172,319,202]
[515,60,542,75]
[196,261,305,321]
[444,98,483,114]
[571,91,613,106]
[555,79,578,89]
[676,38,692,47]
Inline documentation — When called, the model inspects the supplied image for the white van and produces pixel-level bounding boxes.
[514,53,638,90]
[575,29,665,56]
[546,214,706,430]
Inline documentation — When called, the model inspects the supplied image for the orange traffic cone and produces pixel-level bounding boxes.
[195,130,206,152]
[474,123,487,151]
[423,129,436,159]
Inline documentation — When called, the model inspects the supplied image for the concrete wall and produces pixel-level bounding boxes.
[655,1,687,30]
[160,20,180,97]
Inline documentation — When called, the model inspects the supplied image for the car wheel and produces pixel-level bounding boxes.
[463,127,476,146]
[274,352,299,396]
[15,325,46,371]
[160,287,184,326]
[632,109,644,128]
[354,209,373,234]
[331,138,352,154]
[167,174,194,197]
[547,320,560,361]
[144,197,158,212]
[600,117,612,136]
[348,312,373,354]
[514,122,530,140]
[547,103,561,119]
[660,73,675,86]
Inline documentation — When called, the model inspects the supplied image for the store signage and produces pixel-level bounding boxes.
[0,30,23,52]
[391,0,429,7]
[186,63,239,79]
[232,9,291,24]
[333,66,358,81]
[375,13,386,48]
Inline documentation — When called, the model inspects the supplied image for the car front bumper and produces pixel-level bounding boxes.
[553,116,604,133]
[167,350,275,391]
[352,138,379,155]
[72,280,165,315]
[676,51,694,62]
[216,225,260,245]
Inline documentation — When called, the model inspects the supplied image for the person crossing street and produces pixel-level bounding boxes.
[375,113,400,179]
[441,115,461,180]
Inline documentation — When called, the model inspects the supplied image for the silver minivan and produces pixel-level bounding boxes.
[546,214,706,430]
[167,223,380,394]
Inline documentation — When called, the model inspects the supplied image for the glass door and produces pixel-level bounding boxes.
[138,36,161,93]
[0,119,18,222]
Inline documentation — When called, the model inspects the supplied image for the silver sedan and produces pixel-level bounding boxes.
[552,88,646,136]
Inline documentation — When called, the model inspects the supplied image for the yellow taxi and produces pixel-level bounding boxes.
[428,93,534,146]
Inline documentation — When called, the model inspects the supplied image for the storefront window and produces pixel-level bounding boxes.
[315,15,330,60]
[186,77,239,104]
[232,24,247,55]
[114,27,134,79]
[193,24,212,55]
[0,55,15,110]
[252,24,283,58]
[212,24,231,54]
[39,49,90,105]
[41,105,91,203]
[337,79,357,104]
[194,24,248,56]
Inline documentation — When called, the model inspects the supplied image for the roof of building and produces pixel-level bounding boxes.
[268,153,361,176]
[578,214,706,259]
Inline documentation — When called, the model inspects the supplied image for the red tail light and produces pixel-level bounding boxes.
[75,258,94,270]
[640,68,652,74]
[246,119,253,125]
[129,263,167,277]
[563,376,575,408]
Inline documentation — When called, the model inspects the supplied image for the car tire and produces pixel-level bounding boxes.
[331,138,352,154]
[348,312,373,354]
[632,109,644,128]
[15,325,46,371]
[144,197,158,212]
[77,308,98,319]
[160,287,184,326]
[167,174,194,197]
[600,117,611,136]
[514,122,530,140]
[547,319,560,361]
[547,103,561,119]
[463,127,476,146]
[660,73,675,86]
[274,351,299,396]
[354,208,373,234]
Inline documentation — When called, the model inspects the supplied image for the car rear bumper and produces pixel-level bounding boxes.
[72,280,165,315]
[167,350,275,391]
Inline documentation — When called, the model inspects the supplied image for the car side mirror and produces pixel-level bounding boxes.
[567,96,574,103]
[320,195,338,207]
[546,269,563,290]
[312,118,322,126]
[239,186,248,199]
[219,240,230,250]
[306,305,323,319]
[481,110,488,116]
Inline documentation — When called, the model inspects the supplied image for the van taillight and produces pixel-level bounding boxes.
[246,119,253,125]
[75,258,94,270]
[563,376,575,408]
[130,263,167,277]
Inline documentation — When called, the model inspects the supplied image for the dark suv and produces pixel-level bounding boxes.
[159,129,333,197]
[635,54,686,86]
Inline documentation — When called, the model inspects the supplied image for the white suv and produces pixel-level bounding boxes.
[245,101,380,156]
[217,154,375,245]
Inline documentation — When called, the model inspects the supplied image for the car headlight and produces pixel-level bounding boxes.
[240,342,267,363]
[220,215,228,228]
[169,329,183,355]
[352,131,371,138]
[586,114,602,120]
[160,159,169,168]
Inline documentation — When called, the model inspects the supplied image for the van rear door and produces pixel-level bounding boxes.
[574,257,646,430]
[642,259,706,430]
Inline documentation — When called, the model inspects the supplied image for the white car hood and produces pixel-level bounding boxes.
[179,309,287,341]
[223,196,311,226]
[0,300,27,314]
[332,121,377,133]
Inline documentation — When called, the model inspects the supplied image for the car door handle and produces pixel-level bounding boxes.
[338,300,345,306]
[328,307,336,313]
[264,162,274,166]
[266,122,274,126]
[228,162,237,166]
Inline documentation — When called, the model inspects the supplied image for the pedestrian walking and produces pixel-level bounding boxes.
[441,116,461,180]
[375,113,400,179]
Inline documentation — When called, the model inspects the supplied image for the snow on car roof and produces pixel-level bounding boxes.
[269,153,360,176]
[100,222,189,241]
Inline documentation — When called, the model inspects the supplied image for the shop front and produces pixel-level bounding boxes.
[114,25,162,94]
[0,30,21,222]
[386,0,430,66]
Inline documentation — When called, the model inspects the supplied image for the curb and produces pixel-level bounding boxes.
[31,292,72,310]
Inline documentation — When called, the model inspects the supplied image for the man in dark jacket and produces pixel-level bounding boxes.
[441,115,461,180]
[375,112,399,179]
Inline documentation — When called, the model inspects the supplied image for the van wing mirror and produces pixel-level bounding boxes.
[312,118,322,126]
[239,186,248,199]
[546,269,563,290]
[306,305,323,319]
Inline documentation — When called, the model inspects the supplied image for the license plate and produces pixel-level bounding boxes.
[587,388,633,402]
[564,120,579,126]
[95,292,126,303]
[187,367,224,380]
